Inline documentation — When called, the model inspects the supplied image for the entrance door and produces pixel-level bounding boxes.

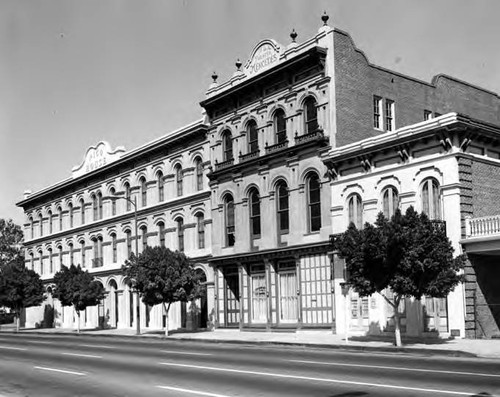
[224,268,240,326]
[350,292,369,330]
[423,296,448,333]
[251,273,267,323]
[279,270,298,323]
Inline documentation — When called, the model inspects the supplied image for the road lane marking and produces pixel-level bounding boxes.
[160,350,212,356]
[34,366,86,376]
[29,340,55,345]
[78,344,116,349]
[0,346,27,351]
[157,386,230,396]
[61,352,102,359]
[158,362,486,396]
[288,359,500,378]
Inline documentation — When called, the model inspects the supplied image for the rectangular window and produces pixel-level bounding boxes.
[424,110,433,121]
[385,99,395,131]
[373,96,382,129]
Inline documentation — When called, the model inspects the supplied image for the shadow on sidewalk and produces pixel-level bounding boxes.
[349,334,454,346]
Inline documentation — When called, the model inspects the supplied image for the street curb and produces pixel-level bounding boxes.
[1,330,478,358]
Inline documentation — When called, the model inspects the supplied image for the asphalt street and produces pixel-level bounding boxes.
[0,333,498,397]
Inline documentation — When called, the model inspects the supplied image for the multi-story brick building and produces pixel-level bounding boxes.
[17,14,500,337]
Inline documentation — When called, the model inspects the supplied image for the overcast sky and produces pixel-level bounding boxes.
[2,0,500,226]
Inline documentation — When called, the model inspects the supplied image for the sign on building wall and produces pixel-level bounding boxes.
[72,141,125,178]
[244,39,281,77]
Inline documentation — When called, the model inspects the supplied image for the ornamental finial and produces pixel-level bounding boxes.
[321,11,329,26]
[290,29,297,43]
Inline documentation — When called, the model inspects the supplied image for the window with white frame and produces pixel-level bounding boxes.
[373,96,382,130]
[225,194,235,247]
[307,173,321,232]
[421,178,441,220]
[274,109,287,144]
[125,183,131,211]
[176,219,184,252]
[385,99,395,131]
[249,188,261,238]
[304,97,319,134]
[47,210,53,234]
[175,165,183,197]
[140,178,147,207]
[196,213,205,249]
[111,234,117,263]
[277,181,289,234]
[382,186,399,218]
[195,158,203,191]
[222,130,233,162]
[58,207,63,231]
[158,222,165,248]
[157,172,164,202]
[348,194,363,228]
[247,120,259,154]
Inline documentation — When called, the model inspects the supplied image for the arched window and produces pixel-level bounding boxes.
[69,243,74,266]
[304,97,318,134]
[348,194,363,228]
[124,183,131,211]
[175,165,183,197]
[225,194,235,247]
[68,203,74,228]
[80,199,86,224]
[39,213,43,236]
[176,218,184,252]
[98,192,103,219]
[125,230,132,258]
[47,210,53,234]
[422,178,441,220]
[110,188,117,216]
[157,172,164,202]
[111,233,117,263]
[195,158,203,191]
[249,188,261,238]
[222,130,233,162]
[140,178,147,207]
[39,251,43,275]
[158,222,165,248]
[93,237,103,268]
[58,246,63,271]
[196,213,205,249]
[276,181,289,233]
[92,195,98,221]
[141,227,148,252]
[247,120,259,154]
[274,109,287,144]
[48,248,53,273]
[382,186,399,218]
[58,207,63,231]
[80,240,86,268]
[29,217,34,239]
[307,173,321,232]
[30,252,34,271]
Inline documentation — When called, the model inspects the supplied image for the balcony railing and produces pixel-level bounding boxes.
[214,158,234,171]
[239,150,259,163]
[465,215,500,238]
[92,257,104,268]
[265,140,288,155]
[294,128,324,145]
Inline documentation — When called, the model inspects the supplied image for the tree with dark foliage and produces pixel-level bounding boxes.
[334,207,465,346]
[53,264,105,333]
[0,256,44,332]
[123,246,203,336]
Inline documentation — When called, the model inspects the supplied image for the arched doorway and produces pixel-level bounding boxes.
[196,268,208,329]
[109,279,119,328]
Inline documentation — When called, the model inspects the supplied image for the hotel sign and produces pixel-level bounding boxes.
[72,141,125,178]
[244,40,281,77]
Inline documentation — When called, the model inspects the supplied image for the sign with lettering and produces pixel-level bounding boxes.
[72,141,125,178]
[244,39,281,77]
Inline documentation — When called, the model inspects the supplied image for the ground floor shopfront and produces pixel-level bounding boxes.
[24,264,212,332]
[211,243,335,330]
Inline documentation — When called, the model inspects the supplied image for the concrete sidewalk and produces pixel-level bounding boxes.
[2,325,500,359]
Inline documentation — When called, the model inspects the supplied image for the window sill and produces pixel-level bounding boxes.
[303,231,320,236]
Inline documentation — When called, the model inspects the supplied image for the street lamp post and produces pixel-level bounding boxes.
[112,194,140,335]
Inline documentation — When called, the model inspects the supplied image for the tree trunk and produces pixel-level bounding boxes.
[163,303,171,337]
[76,309,81,334]
[16,313,20,333]
[393,296,402,347]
